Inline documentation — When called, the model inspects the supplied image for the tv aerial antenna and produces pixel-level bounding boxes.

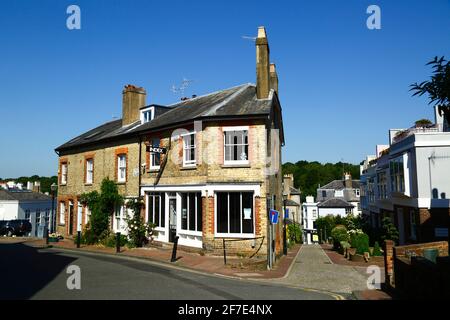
[242,35,256,42]
[171,77,194,98]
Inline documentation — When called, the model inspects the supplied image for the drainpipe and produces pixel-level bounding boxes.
[138,136,142,198]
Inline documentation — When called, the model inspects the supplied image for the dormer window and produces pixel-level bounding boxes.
[140,107,154,124]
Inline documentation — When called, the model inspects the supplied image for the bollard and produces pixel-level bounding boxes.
[171,236,179,262]
[45,228,49,245]
[223,239,227,265]
[116,232,121,253]
[77,231,81,248]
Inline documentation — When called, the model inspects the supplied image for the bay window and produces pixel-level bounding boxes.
[216,191,254,236]
[147,193,165,228]
[181,192,202,232]
[224,128,249,165]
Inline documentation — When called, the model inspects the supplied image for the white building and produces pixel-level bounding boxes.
[302,196,318,244]
[0,188,55,237]
[360,106,450,245]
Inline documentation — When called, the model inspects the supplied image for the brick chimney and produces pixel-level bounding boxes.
[270,63,278,95]
[122,85,147,126]
[256,26,270,99]
[344,172,352,189]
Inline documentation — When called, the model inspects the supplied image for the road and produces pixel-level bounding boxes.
[0,242,338,300]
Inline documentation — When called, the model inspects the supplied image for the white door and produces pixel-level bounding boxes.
[77,205,83,232]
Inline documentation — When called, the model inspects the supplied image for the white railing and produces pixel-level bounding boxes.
[392,124,445,143]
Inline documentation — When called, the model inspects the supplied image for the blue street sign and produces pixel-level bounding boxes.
[270,209,279,224]
[285,209,289,219]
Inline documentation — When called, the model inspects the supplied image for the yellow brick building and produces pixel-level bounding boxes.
[55,26,285,259]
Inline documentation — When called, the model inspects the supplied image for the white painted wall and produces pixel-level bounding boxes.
[0,201,19,220]
[318,207,346,217]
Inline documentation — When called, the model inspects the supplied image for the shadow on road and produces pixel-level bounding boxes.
[0,243,77,300]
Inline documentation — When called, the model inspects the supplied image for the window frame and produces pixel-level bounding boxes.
[59,202,66,225]
[85,158,94,184]
[182,132,197,167]
[223,126,249,165]
[180,192,202,232]
[214,191,255,238]
[117,154,127,183]
[149,138,161,171]
[147,193,165,229]
[140,107,154,123]
[61,162,68,185]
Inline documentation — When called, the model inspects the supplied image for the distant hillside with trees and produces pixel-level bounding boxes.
[0,175,57,194]
[282,161,360,201]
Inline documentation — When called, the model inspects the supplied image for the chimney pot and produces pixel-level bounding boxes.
[270,63,279,95]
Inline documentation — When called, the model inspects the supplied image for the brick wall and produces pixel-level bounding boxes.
[384,240,449,291]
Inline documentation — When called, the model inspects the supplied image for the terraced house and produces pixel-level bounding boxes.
[55,27,285,257]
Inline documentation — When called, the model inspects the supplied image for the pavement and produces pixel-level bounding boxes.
[267,244,391,298]
[0,241,337,300]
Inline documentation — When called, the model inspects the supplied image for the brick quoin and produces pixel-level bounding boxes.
[255,196,261,235]
[208,196,214,234]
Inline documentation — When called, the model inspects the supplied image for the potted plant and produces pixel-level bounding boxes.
[414,118,432,128]
[48,232,62,242]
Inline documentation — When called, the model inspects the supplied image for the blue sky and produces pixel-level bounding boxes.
[1,0,450,178]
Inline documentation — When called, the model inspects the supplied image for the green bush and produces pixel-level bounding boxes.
[381,217,399,244]
[339,241,351,255]
[101,231,128,248]
[331,225,349,250]
[351,233,370,255]
[287,223,303,244]
[372,241,382,256]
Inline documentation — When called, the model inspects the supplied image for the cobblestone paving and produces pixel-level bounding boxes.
[271,244,371,295]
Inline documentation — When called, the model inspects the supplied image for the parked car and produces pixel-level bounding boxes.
[0,220,32,237]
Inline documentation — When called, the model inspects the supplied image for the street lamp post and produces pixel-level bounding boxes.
[50,183,57,234]
[283,193,288,255]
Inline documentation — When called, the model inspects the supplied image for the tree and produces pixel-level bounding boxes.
[381,217,399,245]
[410,56,450,126]
[282,160,360,202]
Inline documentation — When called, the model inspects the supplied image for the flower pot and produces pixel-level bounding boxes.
[48,237,59,243]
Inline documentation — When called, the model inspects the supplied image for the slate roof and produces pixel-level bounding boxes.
[317,198,353,208]
[56,83,275,152]
[289,186,301,195]
[130,84,272,133]
[0,189,52,202]
[285,199,300,206]
[319,180,360,190]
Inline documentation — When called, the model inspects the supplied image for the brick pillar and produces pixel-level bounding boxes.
[384,240,395,288]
